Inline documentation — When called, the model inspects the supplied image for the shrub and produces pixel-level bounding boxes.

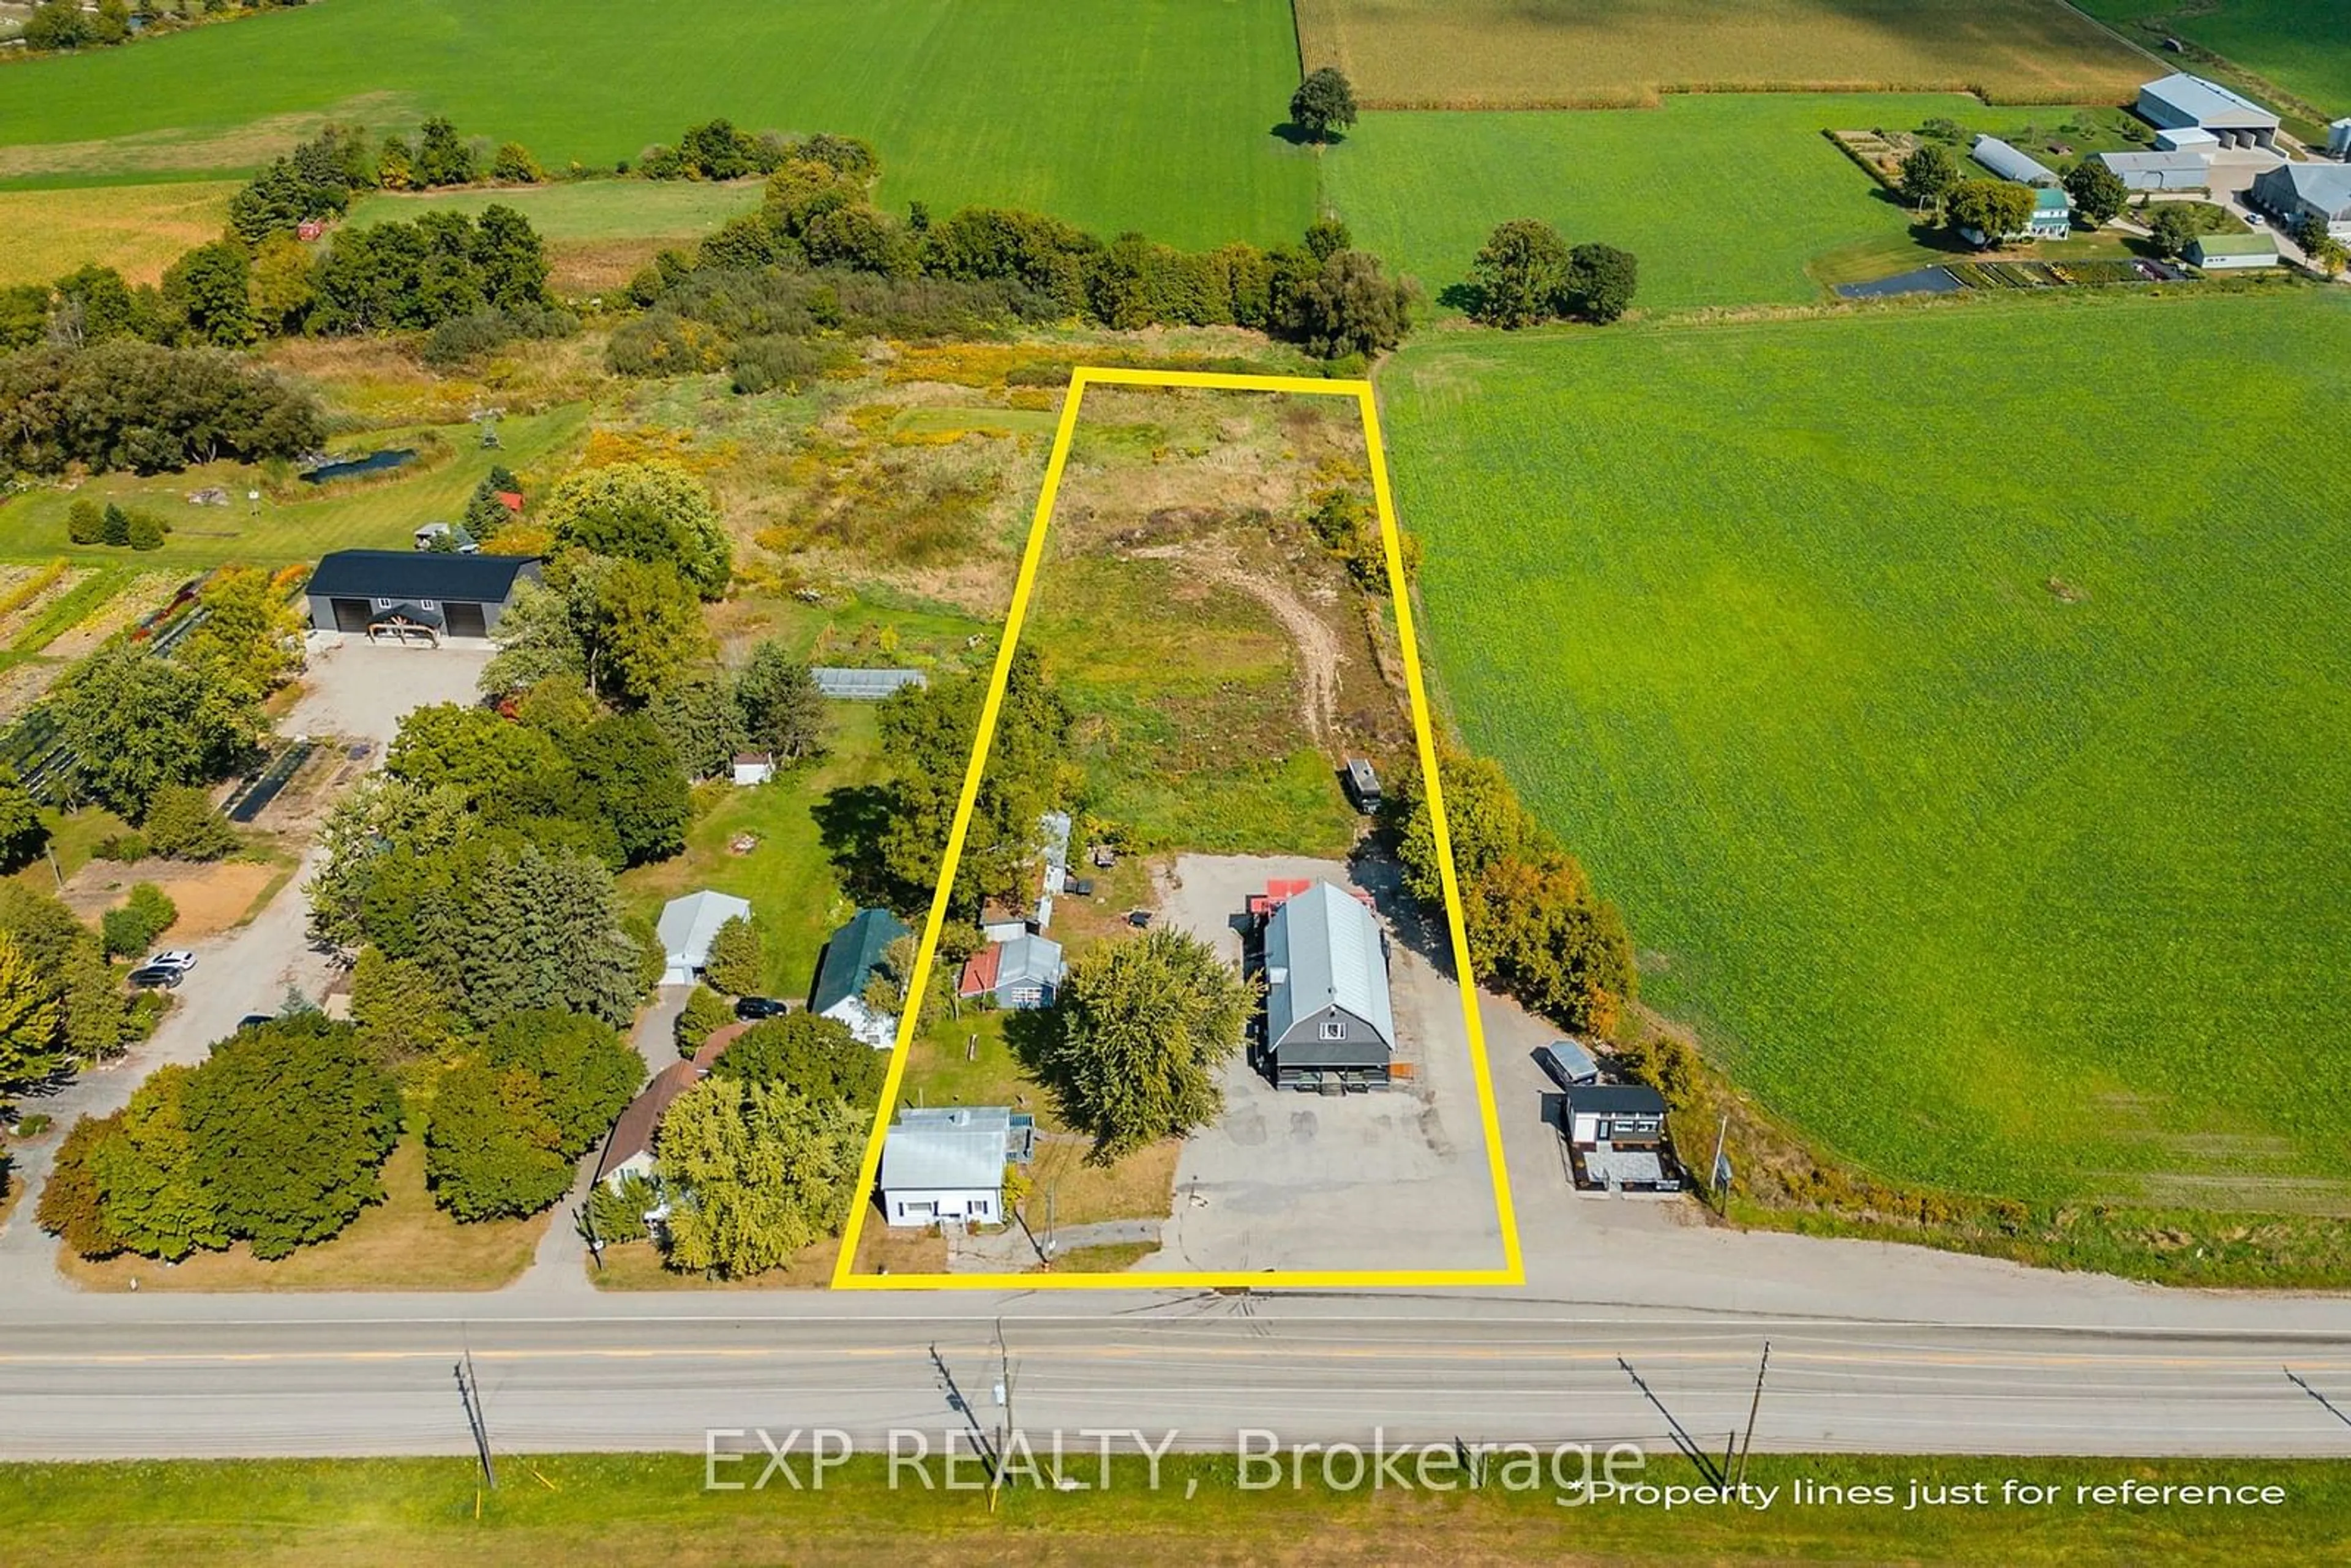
[125,511,166,550]
[15,1111,52,1136]
[584,1169,656,1244]
[675,983,734,1056]
[66,498,103,544]
[490,141,544,184]
[729,334,839,395]
[141,784,238,861]
[94,831,151,863]
[100,882,178,959]
[701,914,762,996]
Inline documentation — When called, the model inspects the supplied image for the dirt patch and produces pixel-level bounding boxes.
[62,858,280,940]
[1133,541,1345,749]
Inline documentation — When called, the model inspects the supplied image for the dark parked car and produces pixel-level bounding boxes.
[126,965,184,990]
[236,1014,276,1032]
[734,996,790,1021]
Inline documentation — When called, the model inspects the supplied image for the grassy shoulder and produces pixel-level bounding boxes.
[56,1135,549,1292]
[2,1452,2345,1566]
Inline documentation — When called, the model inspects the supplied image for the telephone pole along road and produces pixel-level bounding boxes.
[1,1294,2347,1461]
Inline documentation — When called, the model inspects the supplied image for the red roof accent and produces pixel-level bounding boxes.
[692,1021,751,1071]
[958,944,1003,999]
[495,490,524,512]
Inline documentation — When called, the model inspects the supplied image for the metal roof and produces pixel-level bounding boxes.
[2139,72,2279,129]
[1563,1082,1669,1117]
[657,890,753,968]
[811,667,928,699]
[811,907,909,1015]
[996,932,1063,989]
[879,1123,1007,1190]
[1971,135,2058,187]
[307,549,541,604]
[2189,233,2281,257]
[1264,881,1394,1050]
[2258,161,2351,212]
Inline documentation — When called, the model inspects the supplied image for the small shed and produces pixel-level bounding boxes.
[732,751,776,786]
[2186,232,2281,269]
[656,889,753,987]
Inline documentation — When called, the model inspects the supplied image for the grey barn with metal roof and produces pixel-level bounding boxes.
[2251,161,2351,239]
[2094,149,2213,192]
[2136,72,2279,149]
[1261,880,1394,1090]
[306,550,542,639]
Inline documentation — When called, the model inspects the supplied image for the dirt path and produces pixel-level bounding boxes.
[1132,544,1341,750]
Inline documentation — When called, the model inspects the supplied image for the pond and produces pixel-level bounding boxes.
[301,448,416,484]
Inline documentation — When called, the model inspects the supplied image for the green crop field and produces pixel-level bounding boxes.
[1328,94,2027,313]
[0,0,1315,251]
[2078,0,2351,118]
[345,179,762,242]
[1385,290,2351,1209]
[1296,0,2150,109]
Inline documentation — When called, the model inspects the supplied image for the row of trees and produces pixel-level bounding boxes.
[0,337,321,475]
[17,0,297,55]
[636,121,877,184]
[39,1015,399,1261]
[630,150,1417,361]
[0,882,144,1110]
[1395,753,1637,1037]
[1466,219,1640,329]
[1,203,552,361]
[227,119,532,246]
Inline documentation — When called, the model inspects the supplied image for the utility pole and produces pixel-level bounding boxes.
[989,1319,1019,1509]
[1709,1112,1731,1216]
[454,1348,496,1490]
[1734,1341,1772,1490]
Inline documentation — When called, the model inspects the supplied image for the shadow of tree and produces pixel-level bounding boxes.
[1270,122,1345,149]
[1002,1005,1103,1160]
[1435,280,1483,314]
[812,782,915,910]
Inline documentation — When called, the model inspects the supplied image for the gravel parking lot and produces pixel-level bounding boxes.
[1141,853,1507,1275]
[283,632,493,745]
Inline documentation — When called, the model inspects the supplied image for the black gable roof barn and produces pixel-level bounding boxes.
[305,550,542,640]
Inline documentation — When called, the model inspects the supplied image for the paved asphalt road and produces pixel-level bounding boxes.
[3,1289,2347,1461]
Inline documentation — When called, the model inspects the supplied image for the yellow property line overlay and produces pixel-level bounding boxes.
[831,366,1524,1292]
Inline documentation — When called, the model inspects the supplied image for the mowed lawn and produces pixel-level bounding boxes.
[0,181,239,287]
[1295,0,2149,108]
[1329,93,1988,312]
[1384,290,2351,1207]
[2077,0,2351,117]
[0,405,589,570]
[0,0,1317,250]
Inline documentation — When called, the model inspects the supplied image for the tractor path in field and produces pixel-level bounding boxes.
[1131,543,1340,750]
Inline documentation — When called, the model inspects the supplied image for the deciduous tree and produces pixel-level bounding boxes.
[733,641,826,762]
[1469,219,1570,329]
[713,1011,882,1106]
[2063,159,2127,228]
[540,460,732,599]
[656,1079,861,1278]
[1289,67,1358,144]
[1899,143,1962,211]
[1040,928,1254,1161]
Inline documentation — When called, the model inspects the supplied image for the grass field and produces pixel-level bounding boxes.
[0,0,1316,250]
[1295,0,2151,109]
[0,180,239,286]
[617,703,885,1002]
[3,1452,2347,1566]
[1327,93,2060,313]
[0,405,589,570]
[1385,290,2351,1208]
[347,179,768,294]
[2077,0,2351,118]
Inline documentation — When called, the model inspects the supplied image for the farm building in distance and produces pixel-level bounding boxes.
[812,667,928,700]
[2135,72,2279,149]
[1970,134,2057,186]
[876,1106,1033,1227]
[811,907,910,1048]
[2187,233,2281,269]
[2094,149,2211,192]
[2249,162,2351,239]
[1258,880,1394,1092]
[305,550,541,640]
